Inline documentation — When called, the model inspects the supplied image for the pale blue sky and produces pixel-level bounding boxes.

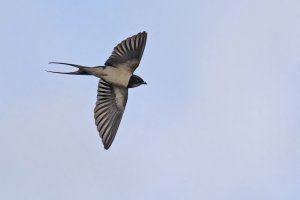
[1,0,300,199]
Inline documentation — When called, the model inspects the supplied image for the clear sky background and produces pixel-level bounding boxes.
[1,0,299,199]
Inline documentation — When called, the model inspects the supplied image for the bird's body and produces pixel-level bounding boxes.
[47,32,147,149]
[97,66,132,87]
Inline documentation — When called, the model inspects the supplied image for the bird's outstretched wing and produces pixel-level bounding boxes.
[94,79,128,149]
[105,32,147,73]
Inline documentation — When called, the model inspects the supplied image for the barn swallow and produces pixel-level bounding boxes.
[47,32,147,149]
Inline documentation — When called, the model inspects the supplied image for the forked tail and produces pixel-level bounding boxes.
[46,62,90,75]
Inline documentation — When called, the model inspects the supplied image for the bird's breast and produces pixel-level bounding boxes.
[101,67,131,87]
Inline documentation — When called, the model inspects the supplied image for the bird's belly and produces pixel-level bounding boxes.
[102,67,131,87]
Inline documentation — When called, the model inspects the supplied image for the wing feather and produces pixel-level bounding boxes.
[94,79,128,149]
[104,32,147,73]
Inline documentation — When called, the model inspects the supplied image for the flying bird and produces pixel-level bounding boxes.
[47,32,147,149]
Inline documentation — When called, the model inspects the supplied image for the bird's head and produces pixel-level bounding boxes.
[128,75,147,88]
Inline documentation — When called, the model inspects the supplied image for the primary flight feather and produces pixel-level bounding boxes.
[47,32,147,149]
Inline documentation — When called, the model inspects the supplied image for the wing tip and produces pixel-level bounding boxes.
[138,31,147,39]
[103,142,112,150]
[104,146,110,150]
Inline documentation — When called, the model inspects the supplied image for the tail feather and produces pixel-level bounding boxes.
[48,62,87,68]
[47,62,90,75]
[46,69,89,75]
